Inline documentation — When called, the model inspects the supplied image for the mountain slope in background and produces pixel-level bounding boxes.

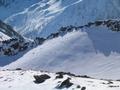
[0,0,120,82]
[0,32,10,41]
[1,0,120,89]
[0,0,40,20]
[5,0,120,38]
[3,24,120,79]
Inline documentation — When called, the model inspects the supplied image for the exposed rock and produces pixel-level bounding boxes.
[15,68,22,70]
[56,78,73,89]
[109,85,119,88]
[77,85,81,88]
[34,74,51,84]
[34,37,45,45]
[56,72,92,79]
[81,86,86,90]
[94,21,103,26]
[0,19,24,40]
[1,19,120,56]
[56,73,63,79]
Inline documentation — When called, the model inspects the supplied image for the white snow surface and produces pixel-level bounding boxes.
[5,0,120,38]
[0,32,10,41]
[0,70,120,90]
[4,26,120,79]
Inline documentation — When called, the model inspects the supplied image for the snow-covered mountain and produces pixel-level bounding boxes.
[0,20,24,41]
[3,20,120,79]
[1,1,120,89]
[0,0,40,20]
[5,0,120,38]
[0,32,10,41]
[0,70,120,90]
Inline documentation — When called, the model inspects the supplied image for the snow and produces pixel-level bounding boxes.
[0,0,40,20]
[5,0,120,38]
[0,32,10,41]
[3,26,120,79]
[0,70,120,90]
[0,0,120,86]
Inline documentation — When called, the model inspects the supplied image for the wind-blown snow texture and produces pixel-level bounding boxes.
[4,25,120,79]
[0,0,40,20]
[5,0,120,38]
[0,70,120,90]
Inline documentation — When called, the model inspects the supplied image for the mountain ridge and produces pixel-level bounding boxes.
[2,19,120,79]
[5,0,120,38]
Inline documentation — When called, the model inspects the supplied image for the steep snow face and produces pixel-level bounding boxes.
[4,26,120,79]
[1,70,120,90]
[0,0,40,20]
[5,0,120,38]
[0,32,10,41]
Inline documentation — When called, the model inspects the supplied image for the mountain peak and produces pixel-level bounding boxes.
[4,0,120,38]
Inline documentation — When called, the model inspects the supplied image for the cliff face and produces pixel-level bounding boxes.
[0,20,24,40]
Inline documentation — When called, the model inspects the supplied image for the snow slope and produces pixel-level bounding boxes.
[0,70,120,90]
[0,0,40,20]
[1,0,120,81]
[5,0,120,38]
[0,32,10,41]
[4,25,120,79]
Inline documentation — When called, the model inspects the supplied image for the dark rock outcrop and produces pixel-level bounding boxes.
[34,74,51,84]
[0,19,24,40]
[81,87,86,90]
[56,73,63,79]
[56,78,73,89]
